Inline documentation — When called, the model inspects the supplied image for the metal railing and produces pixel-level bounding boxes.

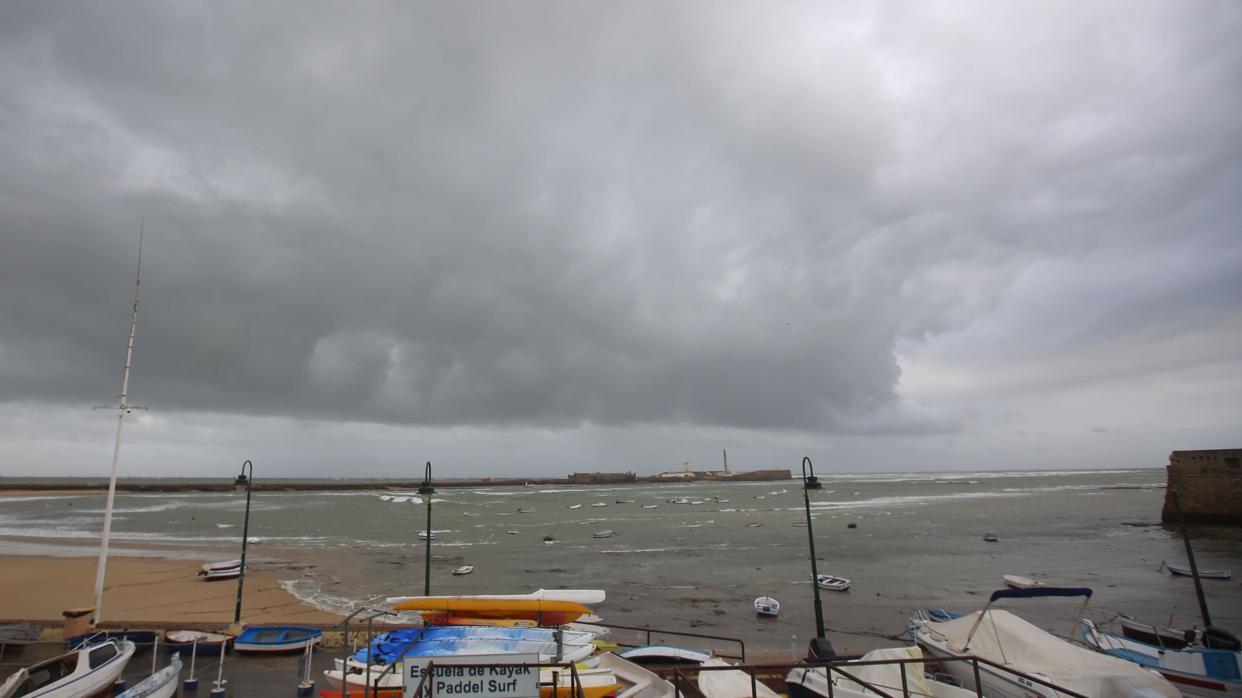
[574,621,747,661]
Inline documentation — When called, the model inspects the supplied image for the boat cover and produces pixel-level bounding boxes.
[926,610,1178,697]
[789,647,977,698]
[698,658,780,698]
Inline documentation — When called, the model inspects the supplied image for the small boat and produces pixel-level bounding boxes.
[615,499,626,504]
[200,559,241,573]
[592,502,608,507]
[507,529,520,535]
[543,535,555,544]
[786,646,979,698]
[593,530,616,539]
[162,629,234,655]
[463,512,480,517]
[618,645,712,666]
[816,575,850,592]
[496,512,516,517]
[982,533,999,542]
[641,504,658,509]
[234,626,322,654]
[910,587,1179,697]
[198,564,242,581]
[0,639,135,697]
[596,651,676,698]
[391,496,410,503]
[1119,617,1195,649]
[1164,561,1232,580]
[717,499,730,503]
[117,652,182,698]
[699,657,780,698]
[517,508,535,514]
[567,504,583,510]
[379,495,393,501]
[1083,619,1241,697]
[417,530,436,540]
[452,565,475,575]
[0,624,41,657]
[1003,574,1044,589]
[754,596,779,617]
[745,522,760,528]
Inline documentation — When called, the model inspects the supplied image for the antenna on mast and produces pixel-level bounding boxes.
[91,223,149,624]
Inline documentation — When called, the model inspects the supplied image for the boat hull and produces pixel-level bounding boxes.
[235,626,322,654]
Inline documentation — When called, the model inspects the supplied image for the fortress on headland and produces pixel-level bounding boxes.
[1162,448,1242,526]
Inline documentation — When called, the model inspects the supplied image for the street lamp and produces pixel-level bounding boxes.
[233,459,254,625]
[801,456,834,660]
[419,461,436,596]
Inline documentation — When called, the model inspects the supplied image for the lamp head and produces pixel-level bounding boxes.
[804,475,822,491]
[418,481,436,498]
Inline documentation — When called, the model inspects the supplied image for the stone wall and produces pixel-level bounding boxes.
[1161,448,1242,525]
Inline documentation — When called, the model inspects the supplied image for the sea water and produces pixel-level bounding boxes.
[3,469,1240,651]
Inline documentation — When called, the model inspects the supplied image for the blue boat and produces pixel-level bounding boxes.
[234,625,322,654]
[347,626,596,665]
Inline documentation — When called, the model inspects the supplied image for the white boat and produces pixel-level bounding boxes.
[597,651,675,698]
[1003,574,1044,589]
[379,495,393,501]
[911,587,1179,697]
[786,646,980,698]
[592,502,608,507]
[463,512,480,517]
[1083,619,1241,697]
[567,504,583,510]
[507,529,520,535]
[117,652,182,698]
[200,559,241,573]
[815,575,850,591]
[641,504,658,509]
[1164,561,1233,580]
[0,639,135,698]
[198,564,241,581]
[619,645,711,665]
[452,565,474,575]
[418,530,436,540]
[753,596,779,617]
[593,530,616,538]
[698,657,780,698]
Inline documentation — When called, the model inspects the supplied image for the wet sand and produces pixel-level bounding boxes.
[0,554,339,625]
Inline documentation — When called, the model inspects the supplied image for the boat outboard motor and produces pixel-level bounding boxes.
[1203,626,1240,651]
[806,637,836,664]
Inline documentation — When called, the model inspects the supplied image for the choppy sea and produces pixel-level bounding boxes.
[4,469,1240,651]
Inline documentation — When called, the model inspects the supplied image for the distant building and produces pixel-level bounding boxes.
[1162,448,1242,526]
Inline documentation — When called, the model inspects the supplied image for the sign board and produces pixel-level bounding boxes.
[402,653,540,698]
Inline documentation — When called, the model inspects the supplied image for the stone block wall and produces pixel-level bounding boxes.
[1161,448,1242,525]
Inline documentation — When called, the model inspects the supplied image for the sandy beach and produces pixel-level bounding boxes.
[0,554,340,626]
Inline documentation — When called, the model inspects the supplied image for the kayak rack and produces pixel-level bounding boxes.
[578,621,747,662]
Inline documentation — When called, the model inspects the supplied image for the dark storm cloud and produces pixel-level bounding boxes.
[1,1,1240,446]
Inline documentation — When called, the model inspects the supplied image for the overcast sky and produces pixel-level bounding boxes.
[1,1,1239,479]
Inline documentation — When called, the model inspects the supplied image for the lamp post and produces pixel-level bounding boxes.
[802,456,833,660]
[418,461,436,596]
[233,459,254,624]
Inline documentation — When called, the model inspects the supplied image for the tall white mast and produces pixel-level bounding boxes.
[91,226,146,624]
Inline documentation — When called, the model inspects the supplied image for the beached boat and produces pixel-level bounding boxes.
[417,530,436,540]
[234,626,322,654]
[815,575,850,592]
[116,652,182,698]
[753,597,779,617]
[0,625,41,657]
[1083,619,1241,697]
[0,639,135,698]
[1119,617,1195,649]
[787,646,979,698]
[452,565,474,575]
[1164,561,1233,580]
[198,563,241,581]
[597,651,675,698]
[593,530,616,539]
[911,587,1178,697]
[1003,574,1044,589]
[619,645,711,666]
[162,629,234,655]
[698,657,780,698]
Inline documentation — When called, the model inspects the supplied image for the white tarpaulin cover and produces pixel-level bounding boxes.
[927,610,1178,697]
